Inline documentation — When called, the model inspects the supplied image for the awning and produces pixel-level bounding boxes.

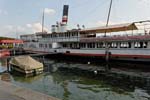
[80,23,138,33]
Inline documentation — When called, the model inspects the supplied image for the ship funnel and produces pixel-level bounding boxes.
[62,5,69,25]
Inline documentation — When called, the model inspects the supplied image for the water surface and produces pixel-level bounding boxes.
[0,58,150,100]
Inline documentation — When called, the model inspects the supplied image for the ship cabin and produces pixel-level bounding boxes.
[35,21,150,50]
[21,21,150,52]
[78,21,150,50]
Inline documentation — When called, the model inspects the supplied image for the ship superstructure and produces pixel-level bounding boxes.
[20,5,150,61]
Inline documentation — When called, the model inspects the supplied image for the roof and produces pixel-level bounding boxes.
[0,40,23,43]
[80,23,138,33]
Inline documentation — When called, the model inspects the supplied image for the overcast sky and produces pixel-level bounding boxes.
[0,0,150,38]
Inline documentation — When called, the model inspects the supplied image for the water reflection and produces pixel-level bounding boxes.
[9,71,150,100]
[0,58,150,100]
[0,58,7,73]
[0,58,7,67]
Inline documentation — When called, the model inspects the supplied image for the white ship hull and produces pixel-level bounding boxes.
[23,44,150,61]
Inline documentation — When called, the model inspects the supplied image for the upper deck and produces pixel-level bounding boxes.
[80,34,150,42]
[80,20,150,42]
[20,20,150,43]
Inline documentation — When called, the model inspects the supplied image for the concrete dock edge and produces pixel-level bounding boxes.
[0,80,60,100]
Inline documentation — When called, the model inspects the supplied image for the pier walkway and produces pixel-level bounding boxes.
[0,80,60,100]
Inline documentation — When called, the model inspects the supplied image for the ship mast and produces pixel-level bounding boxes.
[42,10,45,33]
[105,0,113,71]
[105,0,113,37]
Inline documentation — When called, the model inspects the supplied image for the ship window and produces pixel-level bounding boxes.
[72,43,79,49]
[79,43,86,48]
[135,42,142,48]
[143,42,148,48]
[39,44,41,48]
[110,42,117,48]
[67,33,69,37]
[62,33,65,37]
[64,33,67,37]
[49,44,52,48]
[134,42,148,48]
[103,43,106,48]
[68,33,70,37]
[61,33,63,37]
[63,44,67,48]
[72,33,75,37]
[87,43,91,48]
[45,44,47,48]
[92,43,95,48]
[97,43,103,48]
[120,42,131,48]
[59,34,61,37]
[39,44,45,48]
[76,33,78,36]
[70,43,73,48]
[60,33,62,37]
[87,43,95,48]
[71,33,74,36]
[72,32,78,37]
[128,42,131,48]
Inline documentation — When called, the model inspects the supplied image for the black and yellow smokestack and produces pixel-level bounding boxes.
[62,5,69,25]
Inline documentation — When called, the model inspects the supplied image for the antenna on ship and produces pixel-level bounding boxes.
[42,9,45,33]
[105,0,113,37]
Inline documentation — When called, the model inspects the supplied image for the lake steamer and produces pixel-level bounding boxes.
[20,5,150,62]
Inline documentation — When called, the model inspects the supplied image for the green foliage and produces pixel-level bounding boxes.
[0,37,15,40]
[0,44,14,49]
[0,45,8,49]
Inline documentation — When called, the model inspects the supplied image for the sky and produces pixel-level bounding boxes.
[0,0,150,38]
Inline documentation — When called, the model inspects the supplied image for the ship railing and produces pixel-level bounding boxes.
[79,20,150,39]
[39,36,80,42]
[80,33,150,42]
